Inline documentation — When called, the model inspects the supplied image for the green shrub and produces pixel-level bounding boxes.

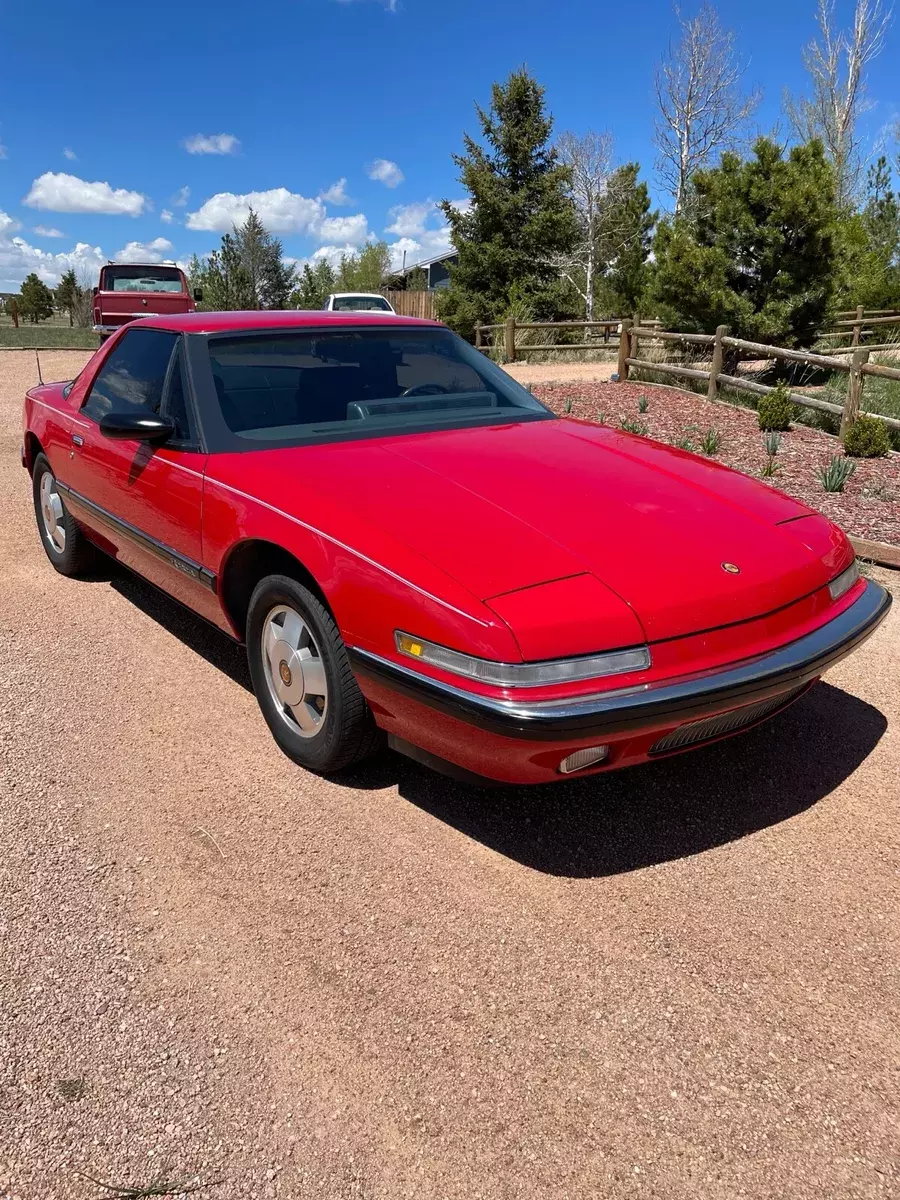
[758,385,797,432]
[842,414,891,458]
[818,455,856,493]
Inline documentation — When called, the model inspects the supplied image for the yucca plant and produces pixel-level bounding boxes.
[761,456,780,477]
[564,397,574,414]
[700,427,722,456]
[818,455,856,493]
[673,434,695,451]
[620,416,649,436]
[638,395,649,413]
[764,430,782,457]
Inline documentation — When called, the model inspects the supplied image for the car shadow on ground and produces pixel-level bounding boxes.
[112,568,887,879]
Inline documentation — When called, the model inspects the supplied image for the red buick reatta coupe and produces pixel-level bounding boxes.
[22,311,890,784]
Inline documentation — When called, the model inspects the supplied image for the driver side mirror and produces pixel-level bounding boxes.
[99,411,175,444]
[193,288,203,302]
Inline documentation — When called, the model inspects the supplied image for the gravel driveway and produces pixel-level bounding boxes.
[1,352,899,1199]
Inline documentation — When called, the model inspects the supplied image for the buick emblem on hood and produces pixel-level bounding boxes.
[721,562,741,574]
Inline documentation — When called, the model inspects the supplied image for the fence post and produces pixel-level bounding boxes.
[851,303,864,349]
[616,318,633,381]
[841,348,869,437]
[707,324,728,401]
[10,298,18,329]
[504,316,516,363]
[631,312,641,366]
[475,324,482,350]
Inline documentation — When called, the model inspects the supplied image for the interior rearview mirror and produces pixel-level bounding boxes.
[98,411,175,444]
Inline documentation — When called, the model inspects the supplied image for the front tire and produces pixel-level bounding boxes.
[246,574,382,774]
[32,453,97,576]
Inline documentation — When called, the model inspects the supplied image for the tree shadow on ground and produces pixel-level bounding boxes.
[112,567,887,879]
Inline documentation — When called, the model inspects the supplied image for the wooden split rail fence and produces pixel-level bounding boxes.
[617,318,900,435]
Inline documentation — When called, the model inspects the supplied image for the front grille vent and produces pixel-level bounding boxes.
[649,684,810,756]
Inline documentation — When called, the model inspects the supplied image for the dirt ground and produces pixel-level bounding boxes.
[1,350,899,1199]
[504,358,618,385]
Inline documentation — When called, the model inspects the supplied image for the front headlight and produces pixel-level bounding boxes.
[395,631,651,688]
[828,559,860,601]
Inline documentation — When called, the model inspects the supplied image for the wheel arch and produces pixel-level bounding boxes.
[24,432,45,474]
[219,539,333,642]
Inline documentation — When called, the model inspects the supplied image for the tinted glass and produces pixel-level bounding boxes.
[164,346,191,441]
[206,327,550,445]
[331,295,392,312]
[83,329,179,422]
[104,265,183,294]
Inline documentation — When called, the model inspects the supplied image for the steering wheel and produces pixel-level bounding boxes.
[400,383,452,397]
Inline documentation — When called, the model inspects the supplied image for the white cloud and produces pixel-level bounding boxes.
[113,237,174,264]
[0,233,105,291]
[23,171,146,216]
[183,133,240,156]
[319,178,351,205]
[186,187,324,234]
[303,244,359,269]
[385,200,435,238]
[33,225,64,238]
[387,224,453,271]
[172,186,191,207]
[63,147,77,161]
[160,209,174,224]
[0,143,7,160]
[0,211,21,235]
[318,213,369,245]
[367,158,404,188]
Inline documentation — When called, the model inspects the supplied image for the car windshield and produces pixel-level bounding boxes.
[204,327,552,447]
[104,266,184,293]
[331,295,392,312]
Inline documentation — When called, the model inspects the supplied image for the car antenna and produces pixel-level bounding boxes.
[35,349,43,385]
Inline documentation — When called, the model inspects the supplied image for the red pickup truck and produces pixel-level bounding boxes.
[92,262,200,339]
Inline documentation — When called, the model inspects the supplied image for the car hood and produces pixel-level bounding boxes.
[252,418,846,644]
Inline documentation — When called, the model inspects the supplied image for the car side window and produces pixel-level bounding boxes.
[82,329,179,423]
[162,344,193,444]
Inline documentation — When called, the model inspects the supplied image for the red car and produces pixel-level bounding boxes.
[92,262,200,340]
[22,311,890,785]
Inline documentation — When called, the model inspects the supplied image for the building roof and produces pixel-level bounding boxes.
[395,249,458,273]
[135,310,440,334]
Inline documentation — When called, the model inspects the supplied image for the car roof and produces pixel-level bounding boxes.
[330,292,387,298]
[103,262,183,270]
[137,310,441,334]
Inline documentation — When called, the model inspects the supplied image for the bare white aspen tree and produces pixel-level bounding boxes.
[786,0,892,207]
[654,3,761,214]
[554,131,616,321]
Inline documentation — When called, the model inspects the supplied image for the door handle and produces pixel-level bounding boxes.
[71,434,84,447]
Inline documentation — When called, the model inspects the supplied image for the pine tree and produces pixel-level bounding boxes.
[649,138,840,348]
[54,268,81,327]
[595,164,656,316]
[291,260,336,309]
[19,273,55,324]
[437,68,579,337]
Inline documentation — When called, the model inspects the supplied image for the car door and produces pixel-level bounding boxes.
[62,327,212,612]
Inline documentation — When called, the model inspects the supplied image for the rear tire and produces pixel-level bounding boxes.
[32,453,98,576]
[246,574,382,774]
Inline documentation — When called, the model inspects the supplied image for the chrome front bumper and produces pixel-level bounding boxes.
[349,580,892,741]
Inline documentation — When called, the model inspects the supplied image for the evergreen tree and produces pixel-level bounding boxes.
[649,138,840,348]
[595,163,656,315]
[54,268,82,327]
[291,259,336,309]
[19,273,55,324]
[839,156,900,309]
[437,68,579,337]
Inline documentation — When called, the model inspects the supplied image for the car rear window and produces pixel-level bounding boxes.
[103,266,184,293]
[204,327,550,446]
[331,295,392,311]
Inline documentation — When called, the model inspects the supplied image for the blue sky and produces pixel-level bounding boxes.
[1,0,898,291]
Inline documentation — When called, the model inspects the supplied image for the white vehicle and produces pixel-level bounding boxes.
[320,292,396,314]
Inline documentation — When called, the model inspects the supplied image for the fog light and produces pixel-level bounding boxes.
[559,745,610,774]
